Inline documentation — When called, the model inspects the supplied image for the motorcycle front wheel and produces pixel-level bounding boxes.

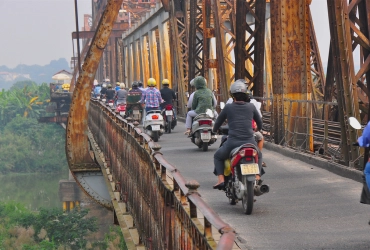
[242,176,254,215]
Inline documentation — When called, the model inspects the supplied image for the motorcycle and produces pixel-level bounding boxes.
[162,104,177,133]
[190,109,217,151]
[115,103,126,117]
[219,126,269,215]
[143,109,165,142]
[107,99,114,108]
[126,103,144,123]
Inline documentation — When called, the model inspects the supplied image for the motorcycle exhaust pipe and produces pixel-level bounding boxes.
[254,184,270,196]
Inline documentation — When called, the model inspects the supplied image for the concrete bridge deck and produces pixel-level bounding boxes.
[159,121,369,249]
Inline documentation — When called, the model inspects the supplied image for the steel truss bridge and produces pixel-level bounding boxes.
[61,0,370,249]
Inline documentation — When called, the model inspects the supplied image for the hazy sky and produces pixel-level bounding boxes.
[0,0,331,69]
[0,0,91,68]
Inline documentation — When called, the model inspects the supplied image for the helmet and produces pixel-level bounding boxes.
[93,79,98,86]
[147,78,156,87]
[137,81,143,87]
[132,82,138,88]
[162,79,170,85]
[120,83,125,89]
[116,82,120,86]
[107,84,112,88]
[230,80,248,94]
[190,78,195,87]
[102,83,107,88]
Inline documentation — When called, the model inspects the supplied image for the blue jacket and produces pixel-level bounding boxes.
[359,121,370,147]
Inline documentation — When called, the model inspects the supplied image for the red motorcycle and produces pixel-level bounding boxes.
[219,126,269,215]
[162,104,176,133]
[115,103,127,117]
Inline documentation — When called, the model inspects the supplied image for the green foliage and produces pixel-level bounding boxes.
[20,208,98,249]
[0,201,103,250]
[0,116,67,174]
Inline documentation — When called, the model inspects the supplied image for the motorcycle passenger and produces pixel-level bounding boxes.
[94,83,102,98]
[160,79,177,117]
[115,82,121,92]
[105,84,116,103]
[187,78,218,116]
[100,83,107,100]
[212,80,263,190]
[115,83,127,105]
[138,81,146,93]
[126,82,142,115]
[185,76,214,135]
[140,78,162,112]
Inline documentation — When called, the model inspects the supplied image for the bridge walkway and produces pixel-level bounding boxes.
[159,121,369,249]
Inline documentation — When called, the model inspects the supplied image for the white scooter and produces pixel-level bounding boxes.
[144,109,165,142]
[190,109,217,151]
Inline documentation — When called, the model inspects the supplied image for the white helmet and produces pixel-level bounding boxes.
[190,78,195,87]
[230,79,248,94]
[102,83,107,88]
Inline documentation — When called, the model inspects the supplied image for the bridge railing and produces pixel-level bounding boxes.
[254,97,345,164]
[88,99,237,249]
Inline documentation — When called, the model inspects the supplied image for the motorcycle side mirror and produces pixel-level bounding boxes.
[220,102,225,110]
[349,117,361,129]
[206,109,214,118]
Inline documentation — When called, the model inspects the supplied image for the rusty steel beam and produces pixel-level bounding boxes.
[168,0,188,115]
[271,0,313,150]
[66,0,123,172]
[72,30,126,39]
[327,0,360,165]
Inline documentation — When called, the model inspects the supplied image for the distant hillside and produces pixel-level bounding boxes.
[0,58,70,90]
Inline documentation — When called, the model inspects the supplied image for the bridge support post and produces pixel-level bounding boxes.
[270,0,313,150]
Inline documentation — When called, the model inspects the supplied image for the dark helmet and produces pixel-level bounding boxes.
[137,81,143,87]
[132,81,139,88]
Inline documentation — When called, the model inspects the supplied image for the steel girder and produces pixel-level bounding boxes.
[66,0,123,172]
[327,0,360,165]
[270,0,313,149]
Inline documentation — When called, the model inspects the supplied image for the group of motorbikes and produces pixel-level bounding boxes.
[93,91,269,215]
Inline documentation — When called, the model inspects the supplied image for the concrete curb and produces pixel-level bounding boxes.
[264,142,363,183]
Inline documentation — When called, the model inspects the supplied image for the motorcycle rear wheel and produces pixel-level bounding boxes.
[242,177,254,215]
[202,143,208,151]
[152,131,159,142]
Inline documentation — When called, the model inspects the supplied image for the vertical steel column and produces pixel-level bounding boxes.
[127,42,132,85]
[133,39,139,83]
[253,0,267,97]
[158,22,172,85]
[270,0,312,148]
[66,0,123,172]
[141,35,150,86]
[149,30,160,84]
[264,18,272,108]
[327,0,360,164]
[188,0,198,83]
[168,0,188,115]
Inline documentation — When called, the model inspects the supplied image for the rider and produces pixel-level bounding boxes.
[160,79,177,108]
[105,84,116,103]
[140,78,162,112]
[100,83,107,100]
[138,81,146,93]
[115,83,127,105]
[185,76,214,135]
[187,77,218,116]
[212,80,263,190]
[94,82,102,98]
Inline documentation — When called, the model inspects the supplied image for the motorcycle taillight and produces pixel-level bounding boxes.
[198,120,212,126]
[152,115,159,119]
[243,148,257,157]
[165,105,173,110]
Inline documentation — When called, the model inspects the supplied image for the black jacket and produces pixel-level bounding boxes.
[160,87,176,108]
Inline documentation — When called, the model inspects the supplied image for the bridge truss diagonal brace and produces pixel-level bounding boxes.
[327,0,360,164]
[66,0,123,172]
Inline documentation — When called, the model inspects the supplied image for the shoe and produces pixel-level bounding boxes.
[256,179,263,185]
[184,130,191,135]
[213,182,225,190]
[262,162,267,168]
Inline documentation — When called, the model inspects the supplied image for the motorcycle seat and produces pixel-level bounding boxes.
[193,113,212,121]
[147,110,161,115]
[230,143,259,157]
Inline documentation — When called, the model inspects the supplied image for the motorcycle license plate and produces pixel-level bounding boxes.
[165,110,173,116]
[240,163,260,175]
[133,110,140,115]
[119,111,125,116]
[151,125,160,131]
[201,133,211,140]
[102,99,106,102]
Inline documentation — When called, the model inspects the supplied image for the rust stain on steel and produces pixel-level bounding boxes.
[66,0,123,172]
[88,99,238,249]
